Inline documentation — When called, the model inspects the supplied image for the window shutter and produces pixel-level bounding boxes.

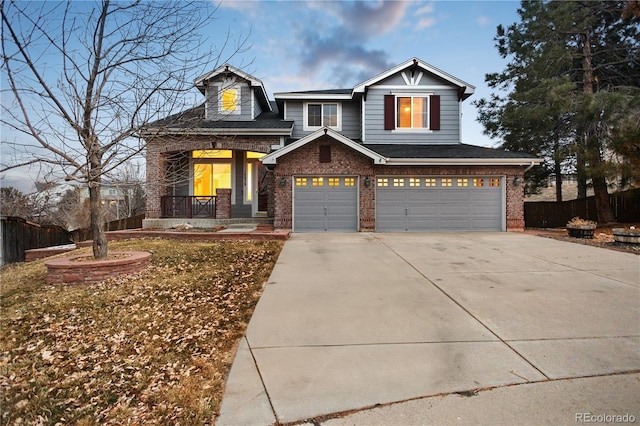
[430,95,440,130]
[384,95,395,130]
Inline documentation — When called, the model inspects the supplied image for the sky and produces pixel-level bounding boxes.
[1,0,523,194]
[210,0,521,142]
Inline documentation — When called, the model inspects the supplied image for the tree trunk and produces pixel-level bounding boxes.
[89,151,108,259]
[554,160,563,202]
[581,29,614,222]
[553,138,563,202]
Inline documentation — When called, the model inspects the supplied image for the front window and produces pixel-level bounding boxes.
[304,102,341,130]
[397,96,428,129]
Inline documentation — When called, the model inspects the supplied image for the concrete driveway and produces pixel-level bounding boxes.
[217,233,640,425]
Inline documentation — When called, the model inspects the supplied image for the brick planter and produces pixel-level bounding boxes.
[45,251,151,285]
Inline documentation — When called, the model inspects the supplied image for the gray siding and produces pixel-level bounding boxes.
[205,82,254,121]
[288,100,361,140]
[377,71,451,87]
[363,87,460,144]
[253,88,263,118]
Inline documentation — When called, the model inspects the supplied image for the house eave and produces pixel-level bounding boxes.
[384,158,543,166]
[353,57,476,97]
[261,127,386,165]
[274,93,353,100]
[141,127,293,137]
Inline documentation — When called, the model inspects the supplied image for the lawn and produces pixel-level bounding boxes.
[1,238,283,424]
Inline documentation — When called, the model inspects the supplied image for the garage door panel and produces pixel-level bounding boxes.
[294,176,358,232]
[407,218,439,230]
[377,218,407,231]
[376,176,503,232]
[439,191,471,202]
[408,205,438,215]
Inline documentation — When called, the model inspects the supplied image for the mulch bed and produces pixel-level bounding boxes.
[525,223,640,255]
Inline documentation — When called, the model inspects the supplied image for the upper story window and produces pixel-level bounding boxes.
[216,83,241,115]
[304,102,341,131]
[397,96,428,129]
[221,89,238,112]
[384,94,440,132]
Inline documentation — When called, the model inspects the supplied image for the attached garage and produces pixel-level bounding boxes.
[293,176,359,232]
[376,176,504,231]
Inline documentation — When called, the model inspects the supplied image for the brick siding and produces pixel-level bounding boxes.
[272,136,526,231]
[144,135,279,218]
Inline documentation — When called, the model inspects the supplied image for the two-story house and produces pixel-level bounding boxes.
[143,58,540,232]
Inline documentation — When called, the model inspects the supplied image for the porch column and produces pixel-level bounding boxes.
[145,143,166,219]
[216,189,232,219]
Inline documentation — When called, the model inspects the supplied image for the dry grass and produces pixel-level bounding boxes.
[1,238,283,425]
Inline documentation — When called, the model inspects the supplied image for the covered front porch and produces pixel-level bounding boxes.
[145,136,281,228]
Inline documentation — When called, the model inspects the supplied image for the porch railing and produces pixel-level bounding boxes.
[161,196,216,218]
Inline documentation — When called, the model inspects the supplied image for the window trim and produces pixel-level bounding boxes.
[303,102,342,131]
[217,84,242,116]
[385,93,440,133]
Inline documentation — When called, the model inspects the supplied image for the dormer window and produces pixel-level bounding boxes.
[221,88,238,112]
[304,102,341,131]
[219,85,241,115]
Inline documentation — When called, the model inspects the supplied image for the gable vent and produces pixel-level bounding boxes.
[319,145,332,163]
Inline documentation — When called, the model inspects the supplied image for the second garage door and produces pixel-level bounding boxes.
[376,176,503,231]
[294,176,358,232]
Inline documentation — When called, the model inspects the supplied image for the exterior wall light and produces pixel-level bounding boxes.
[364,176,371,187]
[513,176,522,186]
[279,176,286,187]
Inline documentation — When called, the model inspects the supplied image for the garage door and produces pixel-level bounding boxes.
[294,176,358,232]
[376,177,503,231]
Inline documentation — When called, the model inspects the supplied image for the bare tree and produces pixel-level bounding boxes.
[0,0,234,258]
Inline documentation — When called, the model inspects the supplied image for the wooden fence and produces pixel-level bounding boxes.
[70,214,145,242]
[525,188,640,228]
[1,216,72,266]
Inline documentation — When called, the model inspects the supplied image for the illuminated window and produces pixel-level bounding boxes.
[473,178,484,187]
[425,178,436,187]
[393,178,405,187]
[328,178,340,186]
[193,150,233,159]
[221,89,238,112]
[409,178,421,187]
[377,178,389,187]
[295,177,307,187]
[490,178,501,187]
[441,178,452,187]
[247,151,265,159]
[457,178,468,187]
[397,96,428,129]
[312,177,324,186]
[193,162,231,197]
[344,178,355,187]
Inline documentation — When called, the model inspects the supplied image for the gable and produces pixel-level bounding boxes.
[261,127,386,165]
[353,57,475,100]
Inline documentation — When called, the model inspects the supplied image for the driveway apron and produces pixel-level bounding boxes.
[217,233,640,425]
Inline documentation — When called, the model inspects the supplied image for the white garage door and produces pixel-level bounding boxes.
[376,177,503,231]
[294,176,358,232]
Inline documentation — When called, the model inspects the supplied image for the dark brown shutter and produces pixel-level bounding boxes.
[384,95,395,130]
[319,145,331,163]
[430,95,440,130]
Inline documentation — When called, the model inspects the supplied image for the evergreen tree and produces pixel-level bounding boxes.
[476,0,639,221]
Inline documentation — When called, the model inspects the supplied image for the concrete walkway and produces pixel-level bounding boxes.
[217,233,640,425]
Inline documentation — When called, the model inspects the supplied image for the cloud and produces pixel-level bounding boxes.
[477,15,490,27]
[414,1,437,30]
[416,17,436,30]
